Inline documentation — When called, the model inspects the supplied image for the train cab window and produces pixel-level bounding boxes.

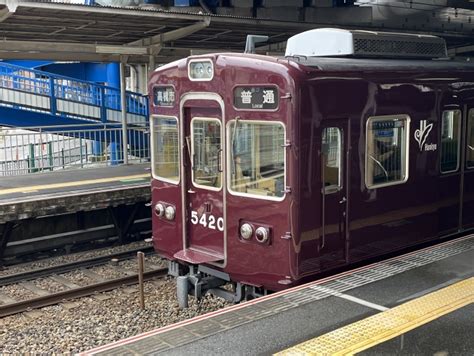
[440,110,461,173]
[191,118,222,190]
[467,109,474,169]
[228,120,285,200]
[322,127,342,193]
[365,115,410,189]
[152,116,179,183]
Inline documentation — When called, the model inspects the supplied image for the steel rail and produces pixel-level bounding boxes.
[0,268,167,318]
[0,246,155,287]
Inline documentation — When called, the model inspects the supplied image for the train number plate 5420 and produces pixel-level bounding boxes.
[190,211,224,231]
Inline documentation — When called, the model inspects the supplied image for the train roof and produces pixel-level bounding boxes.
[286,56,474,73]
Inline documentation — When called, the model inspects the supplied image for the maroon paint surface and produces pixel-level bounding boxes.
[150,53,474,291]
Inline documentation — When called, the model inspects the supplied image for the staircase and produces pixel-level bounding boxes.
[0,62,148,127]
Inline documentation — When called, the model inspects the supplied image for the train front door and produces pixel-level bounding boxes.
[179,94,225,264]
[319,120,349,269]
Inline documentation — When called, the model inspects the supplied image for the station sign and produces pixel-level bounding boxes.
[233,86,278,110]
[153,86,175,107]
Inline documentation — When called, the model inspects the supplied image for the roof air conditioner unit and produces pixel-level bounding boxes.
[285,28,447,59]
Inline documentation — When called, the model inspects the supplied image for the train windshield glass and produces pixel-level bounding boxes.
[152,116,179,183]
[468,109,474,169]
[191,118,222,189]
[366,115,409,188]
[229,121,285,200]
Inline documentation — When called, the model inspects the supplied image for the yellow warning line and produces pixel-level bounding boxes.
[277,277,474,356]
[0,173,149,196]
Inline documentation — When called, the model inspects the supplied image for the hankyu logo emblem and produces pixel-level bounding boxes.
[414,120,434,152]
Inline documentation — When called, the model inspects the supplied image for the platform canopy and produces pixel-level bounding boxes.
[0,0,472,64]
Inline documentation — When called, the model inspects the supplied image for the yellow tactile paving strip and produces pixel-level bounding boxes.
[277,277,474,356]
[0,173,149,195]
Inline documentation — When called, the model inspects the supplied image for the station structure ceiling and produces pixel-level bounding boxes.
[0,0,472,65]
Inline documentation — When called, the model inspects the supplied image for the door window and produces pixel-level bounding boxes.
[191,118,222,190]
[440,110,461,173]
[322,127,342,193]
[467,109,474,169]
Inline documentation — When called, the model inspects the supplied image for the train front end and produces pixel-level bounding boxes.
[149,53,298,303]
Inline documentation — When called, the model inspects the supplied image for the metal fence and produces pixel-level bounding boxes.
[0,124,150,176]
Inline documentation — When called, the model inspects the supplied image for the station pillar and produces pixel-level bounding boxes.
[107,63,122,165]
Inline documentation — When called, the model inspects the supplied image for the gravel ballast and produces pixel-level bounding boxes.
[0,244,231,354]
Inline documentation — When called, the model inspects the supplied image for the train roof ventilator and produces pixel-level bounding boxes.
[285,28,448,60]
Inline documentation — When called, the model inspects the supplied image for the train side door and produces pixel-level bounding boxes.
[438,108,463,234]
[175,95,225,265]
[462,107,474,229]
[319,120,349,268]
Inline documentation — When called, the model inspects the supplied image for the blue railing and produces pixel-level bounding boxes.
[0,62,148,125]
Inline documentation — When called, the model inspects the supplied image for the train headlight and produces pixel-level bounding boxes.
[240,223,253,240]
[255,227,269,244]
[188,60,213,81]
[155,203,165,217]
[165,206,176,221]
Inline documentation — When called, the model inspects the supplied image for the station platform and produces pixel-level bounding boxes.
[0,164,150,224]
[85,234,474,355]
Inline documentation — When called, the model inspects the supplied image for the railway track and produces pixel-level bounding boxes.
[0,247,167,318]
[0,246,155,286]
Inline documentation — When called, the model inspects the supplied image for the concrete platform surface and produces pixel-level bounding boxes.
[0,163,150,202]
[84,234,474,356]
[0,164,150,223]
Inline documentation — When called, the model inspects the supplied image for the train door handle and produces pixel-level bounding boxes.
[339,197,347,204]
[188,189,196,194]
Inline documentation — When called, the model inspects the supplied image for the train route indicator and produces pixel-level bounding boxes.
[153,86,175,107]
[234,86,279,110]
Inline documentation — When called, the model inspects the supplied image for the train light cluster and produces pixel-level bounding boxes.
[255,227,270,243]
[155,203,165,217]
[239,222,271,244]
[240,223,253,240]
[165,206,176,221]
[155,202,175,221]
[188,59,213,81]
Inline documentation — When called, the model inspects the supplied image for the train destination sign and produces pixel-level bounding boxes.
[153,86,175,107]
[233,86,278,110]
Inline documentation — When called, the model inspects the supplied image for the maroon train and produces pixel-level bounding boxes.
[149,29,474,304]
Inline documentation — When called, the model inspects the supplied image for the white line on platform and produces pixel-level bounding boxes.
[310,285,388,311]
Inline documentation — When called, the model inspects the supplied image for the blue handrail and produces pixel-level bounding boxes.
[0,61,148,124]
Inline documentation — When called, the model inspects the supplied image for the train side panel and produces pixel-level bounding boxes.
[296,68,474,278]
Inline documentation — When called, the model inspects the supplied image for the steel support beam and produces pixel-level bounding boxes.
[128,17,211,47]
[447,0,474,10]
[120,59,129,165]
[449,45,474,55]
[0,40,147,55]
[0,0,17,23]
[0,222,14,267]
[108,204,141,244]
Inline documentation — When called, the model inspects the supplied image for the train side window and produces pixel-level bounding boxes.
[440,110,461,173]
[151,116,179,183]
[365,115,410,189]
[322,127,342,193]
[466,109,474,169]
